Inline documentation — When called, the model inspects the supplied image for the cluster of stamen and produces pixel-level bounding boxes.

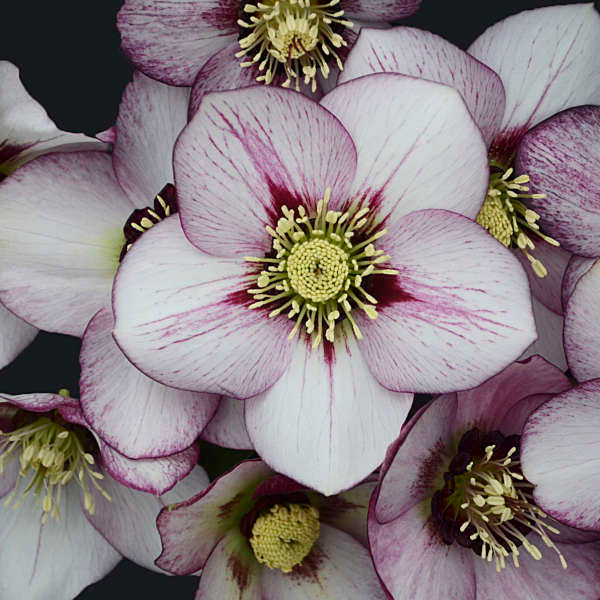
[245,188,397,348]
[432,428,566,573]
[120,183,177,261]
[236,0,352,91]
[0,403,110,523]
[249,502,320,572]
[476,167,559,277]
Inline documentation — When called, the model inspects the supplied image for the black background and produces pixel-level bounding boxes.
[0,0,594,597]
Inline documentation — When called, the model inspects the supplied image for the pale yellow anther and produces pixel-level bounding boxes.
[250,503,320,572]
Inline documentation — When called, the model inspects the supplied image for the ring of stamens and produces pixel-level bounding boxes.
[432,428,567,573]
[0,403,111,523]
[476,167,559,278]
[245,187,397,348]
[236,0,353,92]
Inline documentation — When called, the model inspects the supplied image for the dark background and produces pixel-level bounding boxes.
[0,0,593,597]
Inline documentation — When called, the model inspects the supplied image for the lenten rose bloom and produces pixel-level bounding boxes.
[117,0,422,93]
[369,356,600,600]
[155,459,386,599]
[0,61,107,370]
[112,74,535,495]
[337,4,600,366]
[0,72,232,471]
[0,391,209,599]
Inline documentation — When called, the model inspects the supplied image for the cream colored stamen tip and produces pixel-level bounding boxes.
[249,503,320,572]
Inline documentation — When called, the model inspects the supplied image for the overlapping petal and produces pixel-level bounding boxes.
[522,381,600,532]
[339,27,505,146]
[321,74,489,223]
[200,396,253,450]
[245,331,411,496]
[0,61,106,174]
[113,71,191,207]
[80,307,219,458]
[0,152,132,336]
[516,105,600,257]
[112,217,296,397]
[0,304,37,370]
[358,209,536,393]
[117,0,238,86]
[175,86,357,257]
[342,0,421,22]
[468,3,600,163]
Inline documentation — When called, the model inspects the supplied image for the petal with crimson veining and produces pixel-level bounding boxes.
[342,0,420,22]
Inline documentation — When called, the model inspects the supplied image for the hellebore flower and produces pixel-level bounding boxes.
[521,379,600,535]
[117,0,422,93]
[0,390,209,599]
[0,61,106,369]
[369,356,600,600]
[0,72,228,474]
[156,459,386,599]
[112,74,535,495]
[339,4,600,277]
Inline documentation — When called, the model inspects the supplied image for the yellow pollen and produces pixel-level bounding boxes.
[476,166,559,278]
[0,414,111,523]
[452,446,566,573]
[249,503,320,572]
[245,187,397,347]
[236,0,353,92]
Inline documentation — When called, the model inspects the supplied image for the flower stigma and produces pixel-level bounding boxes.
[0,395,110,523]
[236,0,353,92]
[431,428,566,573]
[245,187,397,348]
[249,502,320,572]
[476,166,559,278]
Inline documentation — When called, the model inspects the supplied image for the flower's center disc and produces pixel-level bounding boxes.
[245,187,397,348]
[287,239,349,302]
[0,398,111,523]
[249,502,320,572]
[476,166,558,278]
[431,427,567,573]
[236,0,353,92]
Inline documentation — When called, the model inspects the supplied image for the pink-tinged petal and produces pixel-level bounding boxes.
[340,27,505,146]
[175,86,357,258]
[369,500,476,600]
[117,0,237,86]
[98,438,198,496]
[113,71,190,207]
[0,478,120,600]
[514,239,570,315]
[562,255,595,310]
[342,0,420,22]
[112,217,295,397]
[520,298,567,371]
[376,394,456,524]
[0,152,131,336]
[96,126,116,144]
[200,396,253,450]
[359,209,536,393]
[0,392,77,413]
[473,537,600,599]
[452,356,570,436]
[0,61,107,174]
[468,4,600,164]
[311,478,376,547]
[564,260,600,382]
[522,381,600,532]
[261,523,386,599]
[195,529,262,600]
[516,106,600,257]
[245,332,412,496]
[156,460,272,575]
[321,73,488,223]
[0,304,37,370]
[86,466,209,573]
[80,307,219,459]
